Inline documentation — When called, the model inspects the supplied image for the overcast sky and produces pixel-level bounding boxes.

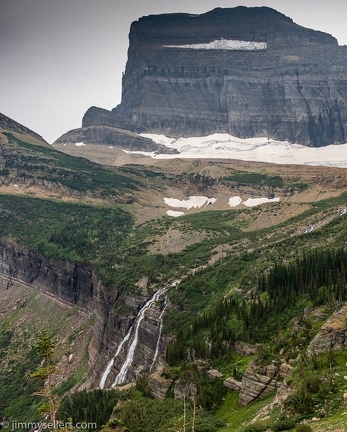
[1,0,347,143]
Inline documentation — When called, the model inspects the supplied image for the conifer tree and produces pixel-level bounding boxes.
[29,330,60,432]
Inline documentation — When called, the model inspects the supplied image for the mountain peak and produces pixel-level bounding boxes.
[69,7,345,149]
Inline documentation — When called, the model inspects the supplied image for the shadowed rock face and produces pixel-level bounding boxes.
[97,6,347,147]
[0,244,96,307]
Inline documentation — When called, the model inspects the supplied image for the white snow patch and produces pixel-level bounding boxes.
[166,210,185,217]
[109,146,114,149]
[164,196,216,209]
[75,142,86,147]
[164,39,267,51]
[228,196,279,208]
[228,196,242,207]
[243,197,280,207]
[125,133,347,168]
[123,149,157,157]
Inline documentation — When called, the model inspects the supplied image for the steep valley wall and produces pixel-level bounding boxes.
[0,244,166,389]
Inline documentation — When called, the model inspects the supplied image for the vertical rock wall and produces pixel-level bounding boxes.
[108,7,347,146]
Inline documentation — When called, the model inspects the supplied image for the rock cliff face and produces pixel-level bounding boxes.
[54,109,176,153]
[84,6,347,147]
[0,243,168,389]
[0,244,96,308]
[95,290,169,388]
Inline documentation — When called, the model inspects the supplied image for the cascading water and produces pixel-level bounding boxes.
[99,280,179,389]
[99,327,132,389]
[150,295,167,372]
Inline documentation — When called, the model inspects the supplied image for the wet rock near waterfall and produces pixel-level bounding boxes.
[95,290,169,388]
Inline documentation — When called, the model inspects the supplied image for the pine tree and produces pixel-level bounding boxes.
[29,330,60,432]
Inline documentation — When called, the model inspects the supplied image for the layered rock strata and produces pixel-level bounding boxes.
[0,244,96,308]
[238,361,293,405]
[54,123,175,154]
[78,7,347,148]
[307,303,347,355]
[115,7,347,147]
[0,243,169,389]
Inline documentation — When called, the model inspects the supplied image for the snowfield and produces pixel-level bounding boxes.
[164,195,280,216]
[122,133,347,168]
[163,39,267,51]
[228,196,243,207]
[166,210,185,217]
[243,197,280,207]
[164,196,216,209]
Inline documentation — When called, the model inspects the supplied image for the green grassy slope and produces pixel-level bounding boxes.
[2,126,347,431]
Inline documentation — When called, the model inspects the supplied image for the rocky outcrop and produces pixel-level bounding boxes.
[274,380,294,408]
[207,369,224,378]
[53,124,175,154]
[307,303,347,355]
[234,341,259,356]
[238,361,293,405]
[148,373,172,399]
[86,7,347,147]
[82,107,138,132]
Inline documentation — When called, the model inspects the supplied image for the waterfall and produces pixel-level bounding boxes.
[150,295,167,372]
[112,286,167,386]
[99,281,179,389]
[99,327,132,389]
